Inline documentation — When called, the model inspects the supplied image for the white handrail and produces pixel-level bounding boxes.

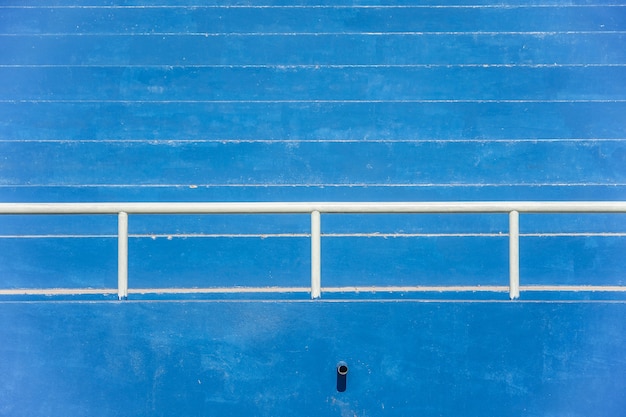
[2,201,626,214]
[1,201,625,300]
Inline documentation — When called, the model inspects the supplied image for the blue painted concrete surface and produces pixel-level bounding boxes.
[2,141,626,186]
[1,0,626,415]
[2,6,625,33]
[4,33,625,66]
[2,301,626,416]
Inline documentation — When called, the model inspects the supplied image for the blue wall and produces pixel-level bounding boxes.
[1,0,626,415]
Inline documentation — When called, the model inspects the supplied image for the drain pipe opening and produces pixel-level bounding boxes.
[337,363,348,375]
[336,361,348,392]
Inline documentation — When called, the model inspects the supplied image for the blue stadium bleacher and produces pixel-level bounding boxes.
[1,1,626,415]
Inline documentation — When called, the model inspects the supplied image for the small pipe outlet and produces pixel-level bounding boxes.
[337,363,348,375]
[336,361,348,392]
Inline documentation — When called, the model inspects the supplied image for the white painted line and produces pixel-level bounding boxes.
[0,234,118,239]
[3,4,625,8]
[2,232,624,239]
[0,288,117,295]
[521,285,626,292]
[3,64,626,68]
[522,232,626,237]
[3,183,626,189]
[322,286,510,293]
[323,233,506,238]
[2,138,626,144]
[4,99,626,103]
[2,31,626,36]
[129,287,310,294]
[3,285,624,297]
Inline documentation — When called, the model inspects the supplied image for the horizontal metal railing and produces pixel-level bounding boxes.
[1,201,626,300]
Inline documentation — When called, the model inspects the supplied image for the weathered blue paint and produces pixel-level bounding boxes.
[4,33,626,67]
[2,102,626,140]
[1,0,626,415]
[3,184,626,204]
[4,66,626,101]
[2,301,626,416]
[2,141,626,184]
[2,6,626,33]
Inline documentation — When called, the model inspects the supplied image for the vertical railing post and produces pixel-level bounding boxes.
[311,210,321,299]
[509,210,520,300]
[118,212,128,300]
